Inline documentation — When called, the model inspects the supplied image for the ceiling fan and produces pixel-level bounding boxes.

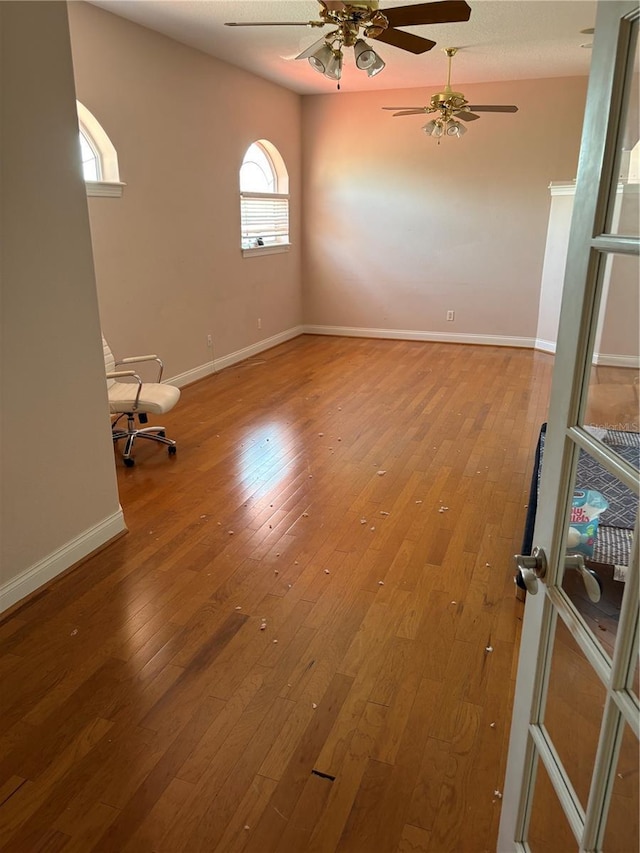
[382,46,518,138]
[225,1,472,85]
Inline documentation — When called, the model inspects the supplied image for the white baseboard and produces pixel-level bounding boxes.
[0,508,127,615]
[593,353,640,368]
[167,326,305,387]
[530,338,638,366]
[303,324,536,350]
[165,324,637,389]
[167,360,216,388]
[535,338,557,354]
[213,326,304,372]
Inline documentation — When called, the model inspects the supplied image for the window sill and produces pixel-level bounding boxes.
[241,243,291,258]
[86,181,126,198]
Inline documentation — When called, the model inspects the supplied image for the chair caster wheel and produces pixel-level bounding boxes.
[124,457,135,467]
[168,446,177,456]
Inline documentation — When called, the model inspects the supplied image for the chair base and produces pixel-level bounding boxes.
[112,413,177,466]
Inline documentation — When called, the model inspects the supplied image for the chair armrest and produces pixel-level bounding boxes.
[115,354,164,381]
[107,369,140,379]
[106,370,143,410]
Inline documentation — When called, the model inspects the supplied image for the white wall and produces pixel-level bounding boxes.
[0,1,125,613]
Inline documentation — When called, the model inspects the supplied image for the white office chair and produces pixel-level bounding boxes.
[103,335,181,467]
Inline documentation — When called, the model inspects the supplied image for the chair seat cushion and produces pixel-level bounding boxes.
[107,382,180,415]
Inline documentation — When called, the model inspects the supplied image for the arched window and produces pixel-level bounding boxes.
[240,143,276,194]
[76,101,124,197]
[239,140,289,255]
[79,130,100,181]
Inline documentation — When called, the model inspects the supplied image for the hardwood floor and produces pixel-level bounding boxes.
[0,335,554,852]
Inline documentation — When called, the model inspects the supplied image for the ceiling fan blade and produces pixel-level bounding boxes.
[295,35,332,59]
[225,21,319,27]
[382,0,471,28]
[456,111,480,121]
[391,109,431,116]
[381,106,428,110]
[466,105,519,112]
[373,27,436,54]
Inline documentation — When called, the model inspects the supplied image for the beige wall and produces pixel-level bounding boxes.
[538,184,639,362]
[68,2,303,382]
[301,77,587,343]
[599,181,639,360]
[1,1,124,612]
[598,253,640,361]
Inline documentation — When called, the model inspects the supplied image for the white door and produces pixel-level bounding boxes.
[498,3,639,851]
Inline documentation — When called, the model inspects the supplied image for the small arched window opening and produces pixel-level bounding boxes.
[240,140,289,255]
[79,130,100,181]
[76,101,125,197]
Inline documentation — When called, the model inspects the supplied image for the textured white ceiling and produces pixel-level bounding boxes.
[89,0,598,95]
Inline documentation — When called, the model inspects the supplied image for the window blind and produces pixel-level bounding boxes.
[241,192,289,248]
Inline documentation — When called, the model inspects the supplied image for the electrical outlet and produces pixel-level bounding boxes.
[257,318,262,330]
[207,334,213,347]
[446,310,455,322]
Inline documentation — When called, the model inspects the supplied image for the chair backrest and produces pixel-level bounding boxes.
[102,335,117,389]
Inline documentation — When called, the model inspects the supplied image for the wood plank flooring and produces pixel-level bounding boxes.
[0,335,554,852]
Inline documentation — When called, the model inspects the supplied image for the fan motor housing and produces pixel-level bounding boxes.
[432,90,465,105]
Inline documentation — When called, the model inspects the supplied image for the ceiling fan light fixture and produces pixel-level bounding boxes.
[446,120,466,137]
[227,2,474,87]
[423,119,443,137]
[323,49,343,80]
[308,42,335,74]
[354,38,376,69]
[386,46,518,140]
[366,52,385,77]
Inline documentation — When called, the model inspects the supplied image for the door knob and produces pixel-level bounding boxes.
[514,547,547,595]
[514,548,602,602]
[564,554,602,602]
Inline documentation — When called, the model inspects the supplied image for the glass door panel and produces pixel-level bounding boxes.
[602,722,640,851]
[557,445,637,661]
[562,466,638,660]
[605,17,639,238]
[543,618,607,808]
[584,254,640,439]
[528,756,578,852]
[582,255,640,440]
